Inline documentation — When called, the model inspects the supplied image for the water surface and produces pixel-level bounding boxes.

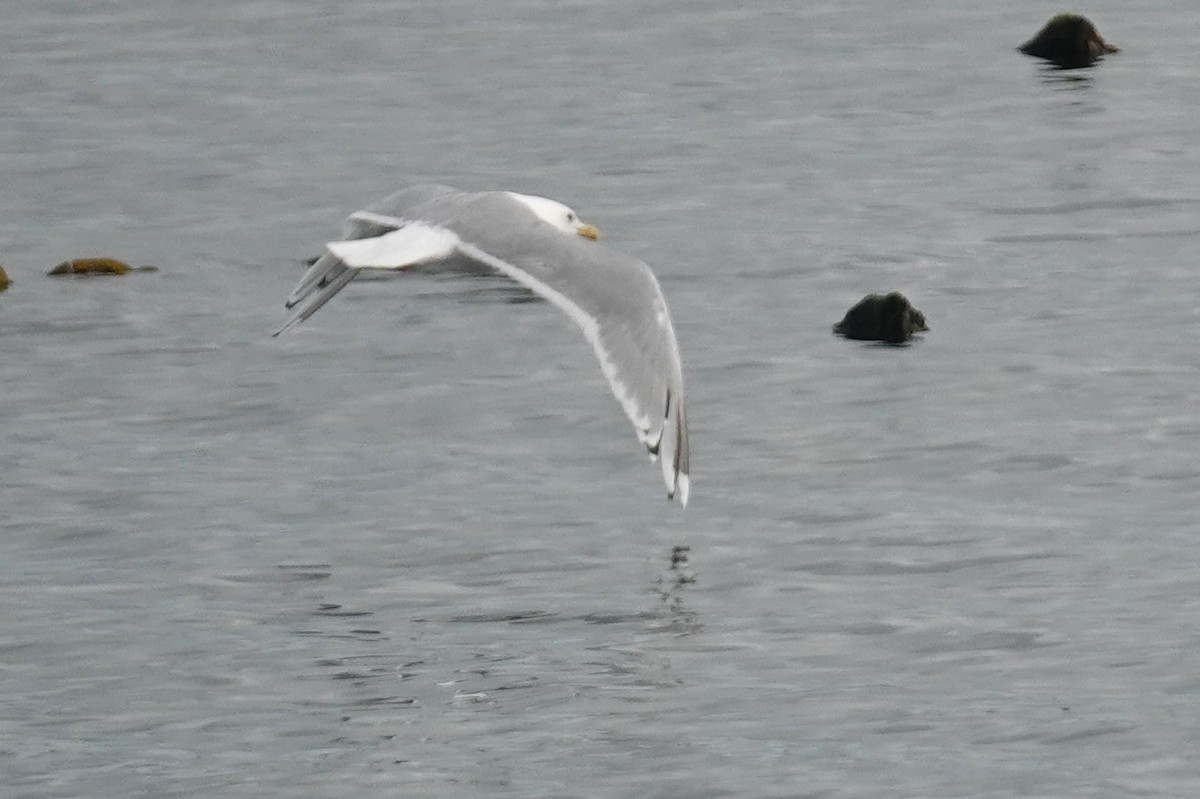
[3,1,1200,796]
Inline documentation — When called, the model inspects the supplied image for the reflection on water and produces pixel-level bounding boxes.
[1037,68,1097,90]
[271,545,703,726]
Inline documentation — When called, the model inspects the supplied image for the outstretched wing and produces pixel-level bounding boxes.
[274,187,690,504]
[274,184,464,336]
[325,191,690,503]
[456,236,690,505]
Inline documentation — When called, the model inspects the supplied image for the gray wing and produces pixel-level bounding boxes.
[274,187,691,504]
[438,194,691,504]
[273,184,464,336]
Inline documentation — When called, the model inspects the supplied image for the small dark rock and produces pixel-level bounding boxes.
[1019,14,1118,69]
[834,292,928,345]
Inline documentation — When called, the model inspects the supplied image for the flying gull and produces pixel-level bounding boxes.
[275,184,690,505]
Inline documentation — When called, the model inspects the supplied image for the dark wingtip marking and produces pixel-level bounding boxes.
[648,388,671,458]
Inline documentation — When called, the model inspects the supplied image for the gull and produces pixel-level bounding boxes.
[275,184,690,505]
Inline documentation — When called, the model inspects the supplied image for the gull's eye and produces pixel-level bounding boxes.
[567,212,576,222]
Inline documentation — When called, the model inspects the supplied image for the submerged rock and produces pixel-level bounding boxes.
[834,292,928,345]
[1019,14,1118,69]
[48,258,159,276]
[0,264,9,292]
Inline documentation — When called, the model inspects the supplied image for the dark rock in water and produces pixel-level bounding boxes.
[834,292,929,345]
[48,258,159,276]
[0,264,9,292]
[1020,14,1118,69]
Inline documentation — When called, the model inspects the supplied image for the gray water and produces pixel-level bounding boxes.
[3,1,1200,796]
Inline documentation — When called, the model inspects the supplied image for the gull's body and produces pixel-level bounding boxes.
[276,184,690,505]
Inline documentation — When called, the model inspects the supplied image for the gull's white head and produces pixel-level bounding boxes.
[507,192,600,241]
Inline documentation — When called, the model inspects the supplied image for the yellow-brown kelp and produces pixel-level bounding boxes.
[48,258,159,276]
[834,292,929,345]
[1019,14,1119,69]
[0,264,9,292]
